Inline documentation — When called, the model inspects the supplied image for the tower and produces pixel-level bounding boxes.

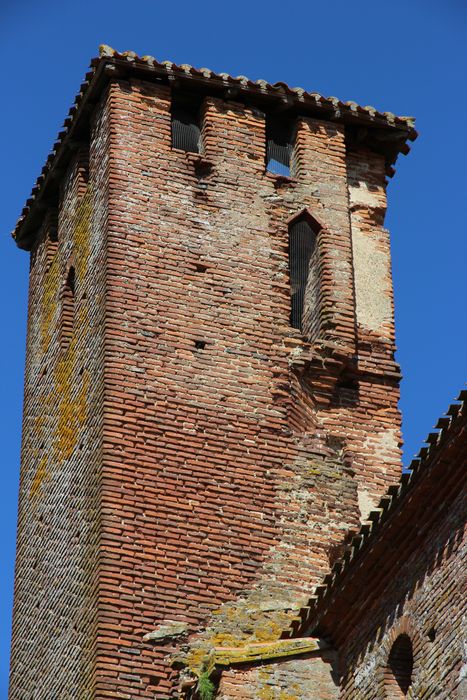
[9,46,416,699]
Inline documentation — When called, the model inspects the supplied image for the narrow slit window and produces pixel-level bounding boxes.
[61,266,76,349]
[171,95,201,153]
[266,118,293,176]
[288,219,316,332]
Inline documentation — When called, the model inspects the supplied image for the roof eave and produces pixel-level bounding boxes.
[12,49,417,250]
[13,58,108,250]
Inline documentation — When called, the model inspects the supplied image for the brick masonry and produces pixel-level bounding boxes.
[217,651,339,700]
[275,394,466,700]
[10,61,412,700]
[9,99,109,699]
[341,529,466,700]
[331,402,466,700]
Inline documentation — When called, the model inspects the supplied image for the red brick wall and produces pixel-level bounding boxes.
[218,651,339,699]
[11,75,403,699]
[338,484,466,699]
[9,91,110,699]
[94,79,402,697]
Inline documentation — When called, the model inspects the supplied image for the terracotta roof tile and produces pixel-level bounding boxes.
[96,44,415,127]
[12,45,417,249]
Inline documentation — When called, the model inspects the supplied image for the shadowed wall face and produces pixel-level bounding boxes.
[10,75,402,699]
[339,485,466,700]
[9,98,110,699]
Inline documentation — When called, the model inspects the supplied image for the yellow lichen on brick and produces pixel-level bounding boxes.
[54,335,90,461]
[53,183,92,462]
[30,455,49,499]
[73,187,92,280]
[41,255,59,354]
[258,687,299,700]
[179,599,298,679]
[257,668,300,700]
[37,182,92,480]
[252,619,283,643]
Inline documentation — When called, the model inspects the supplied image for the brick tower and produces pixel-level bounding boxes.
[9,46,416,699]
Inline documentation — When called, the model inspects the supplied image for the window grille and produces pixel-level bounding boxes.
[266,118,293,176]
[171,101,201,153]
[288,219,316,332]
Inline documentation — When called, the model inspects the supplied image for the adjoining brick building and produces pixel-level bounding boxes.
[278,390,466,700]
[8,46,465,699]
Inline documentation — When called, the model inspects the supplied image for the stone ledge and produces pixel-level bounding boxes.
[213,637,327,667]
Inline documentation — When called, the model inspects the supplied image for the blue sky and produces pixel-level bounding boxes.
[1,0,466,693]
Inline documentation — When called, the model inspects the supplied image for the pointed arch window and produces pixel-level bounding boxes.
[288,217,317,333]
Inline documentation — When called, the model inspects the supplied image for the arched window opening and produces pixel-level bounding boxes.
[61,266,76,350]
[385,634,414,698]
[288,218,317,332]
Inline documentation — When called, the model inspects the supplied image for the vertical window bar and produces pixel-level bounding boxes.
[266,119,293,176]
[171,105,201,153]
[289,220,316,331]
